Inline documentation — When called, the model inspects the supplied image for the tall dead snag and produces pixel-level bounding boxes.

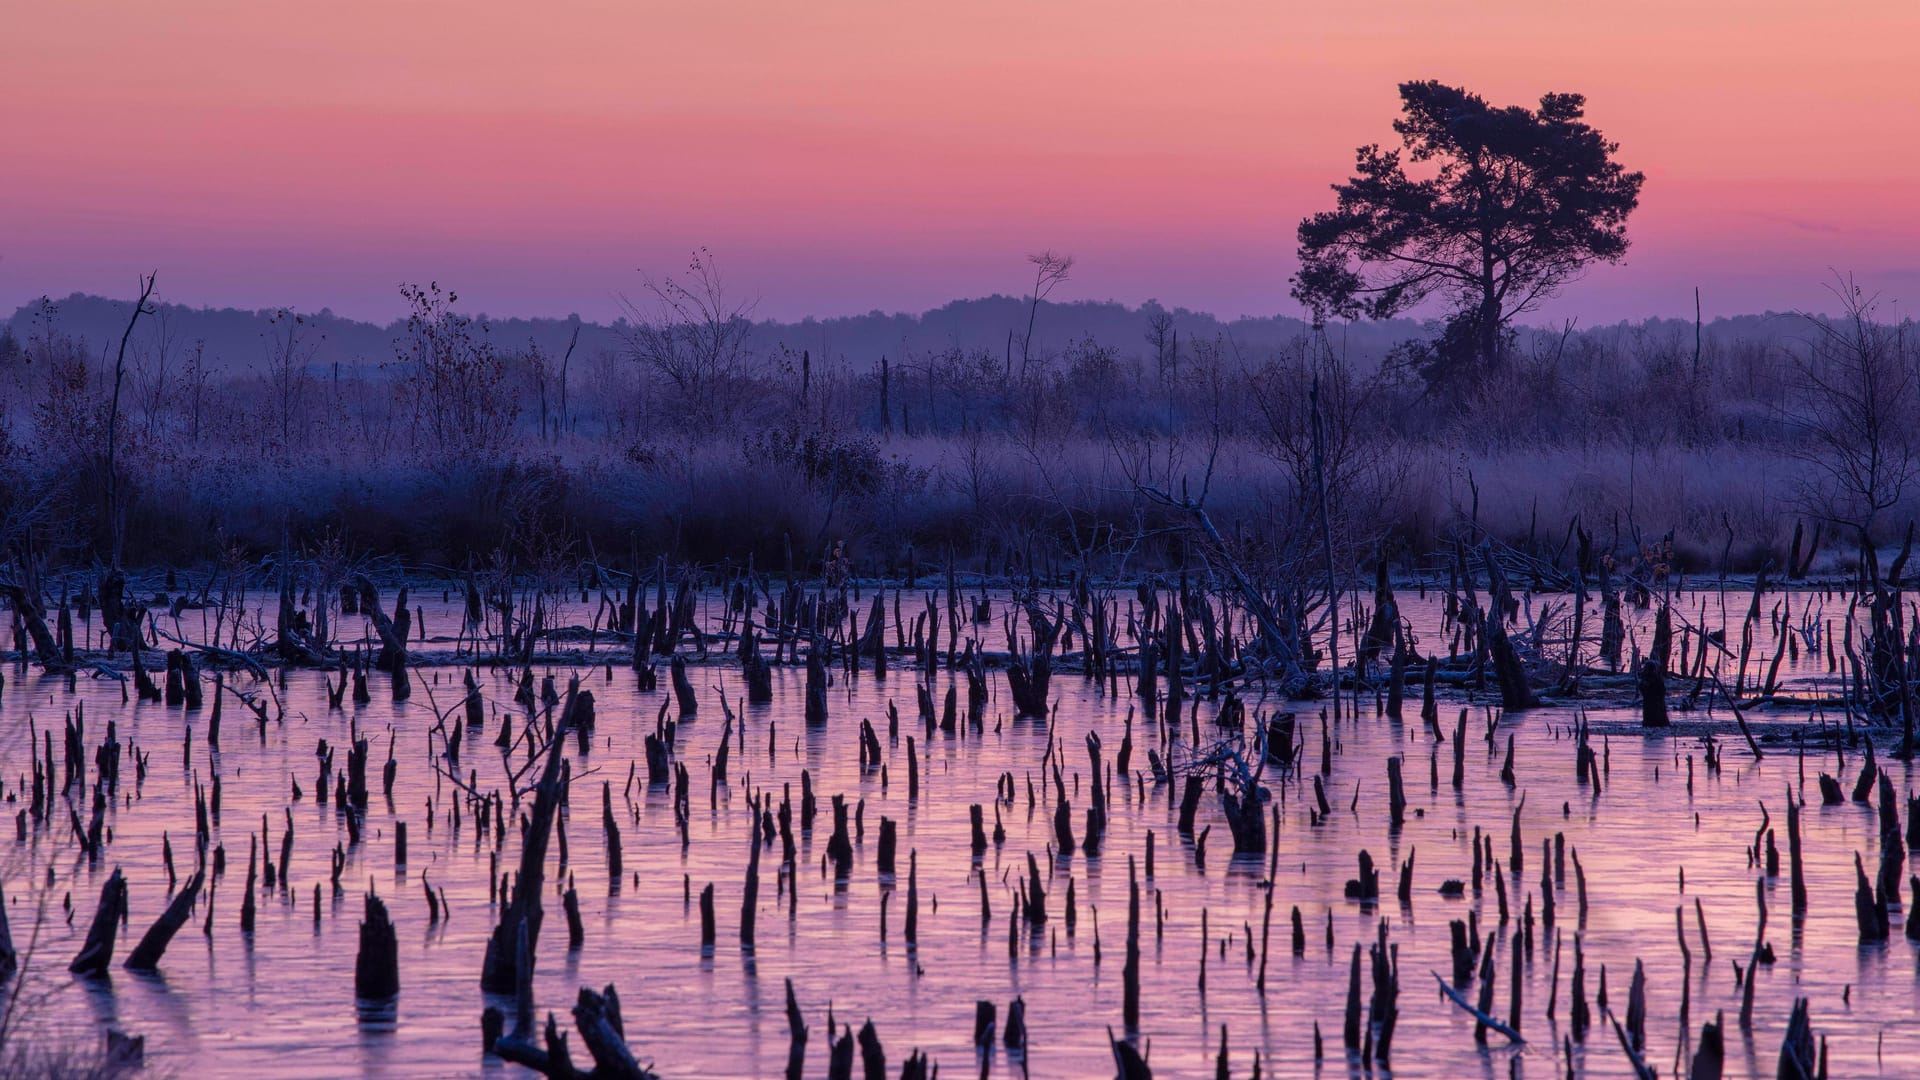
[101,272,158,563]
[1343,944,1364,1050]
[741,793,762,949]
[69,868,128,975]
[602,783,623,891]
[1386,756,1407,829]
[482,681,589,993]
[1123,854,1141,1032]
[904,851,920,945]
[1785,786,1808,917]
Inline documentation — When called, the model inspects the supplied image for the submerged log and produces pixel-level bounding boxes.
[125,870,205,971]
[1432,971,1526,1044]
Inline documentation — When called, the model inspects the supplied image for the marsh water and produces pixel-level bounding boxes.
[4,583,1913,1078]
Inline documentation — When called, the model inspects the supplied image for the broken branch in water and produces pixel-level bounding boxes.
[1431,971,1525,1045]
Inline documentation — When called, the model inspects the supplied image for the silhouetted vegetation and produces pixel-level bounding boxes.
[0,268,1911,580]
[1294,81,1644,399]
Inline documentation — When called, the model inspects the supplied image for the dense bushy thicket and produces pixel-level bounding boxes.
[0,282,1911,578]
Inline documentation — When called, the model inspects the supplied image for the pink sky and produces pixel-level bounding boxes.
[5,1,1917,324]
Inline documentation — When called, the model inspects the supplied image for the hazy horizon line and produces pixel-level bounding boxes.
[4,284,1862,337]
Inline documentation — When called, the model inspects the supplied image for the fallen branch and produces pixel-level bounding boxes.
[1432,971,1525,1044]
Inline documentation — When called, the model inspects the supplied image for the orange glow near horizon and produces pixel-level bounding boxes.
[4,0,1917,324]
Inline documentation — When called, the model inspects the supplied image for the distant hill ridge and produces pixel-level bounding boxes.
[4,291,1808,375]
